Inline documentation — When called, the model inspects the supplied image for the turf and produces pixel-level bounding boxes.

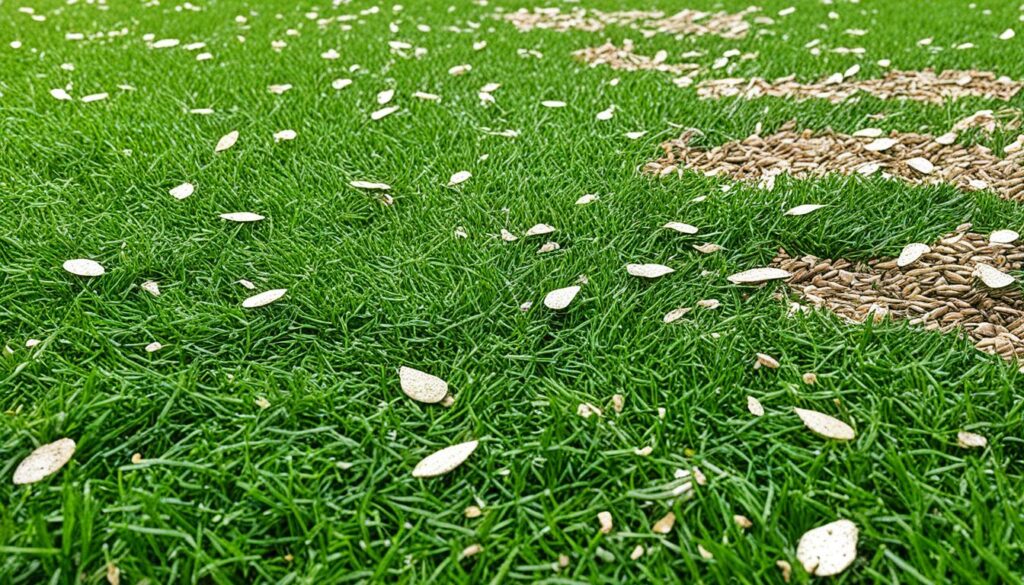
[1,0,1024,582]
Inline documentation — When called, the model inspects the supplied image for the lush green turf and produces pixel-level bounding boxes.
[2,0,1024,582]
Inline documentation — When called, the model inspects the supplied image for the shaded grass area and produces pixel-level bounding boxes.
[1,0,1023,582]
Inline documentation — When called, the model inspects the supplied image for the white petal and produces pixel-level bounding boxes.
[411,440,478,478]
[906,157,934,174]
[273,129,297,141]
[242,288,287,308]
[864,138,897,152]
[626,263,674,278]
[169,182,194,200]
[727,267,792,285]
[663,222,698,234]
[989,230,1019,244]
[851,128,882,138]
[13,438,76,485]
[351,180,391,190]
[897,243,930,267]
[50,88,72,101]
[747,396,765,417]
[215,131,239,152]
[448,171,472,186]
[794,408,856,440]
[541,100,566,108]
[543,286,580,310]
[220,212,264,223]
[524,223,555,237]
[63,259,105,277]
[974,263,1015,288]
[371,106,399,120]
[399,366,449,403]
[796,520,859,577]
[784,204,825,216]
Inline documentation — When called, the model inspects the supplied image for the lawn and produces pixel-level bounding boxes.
[2,0,1023,582]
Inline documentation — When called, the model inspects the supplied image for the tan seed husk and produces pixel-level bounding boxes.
[777,560,792,583]
[597,511,613,534]
[524,223,556,237]
[652,511,676,534]
[957,430,987,448]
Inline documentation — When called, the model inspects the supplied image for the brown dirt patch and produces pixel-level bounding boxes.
[645,122,1024,201]
[697,69,1022,104]
[773,224,1024,364]
[573,41,700,75]
[502,7,758,39]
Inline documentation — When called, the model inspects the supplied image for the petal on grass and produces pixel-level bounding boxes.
[794,408,856,441]
[411,440,478,478]
[63,259,105,277]
[242,289,287,308]
[13,438,76,485]
[796,520,858,577]
[627,264,674,278]
[215,131,239,152]
[399,366,449,404]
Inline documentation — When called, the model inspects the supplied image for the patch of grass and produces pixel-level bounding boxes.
[2,0,1023,582]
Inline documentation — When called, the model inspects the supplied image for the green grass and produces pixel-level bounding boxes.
[2,0,1024,582]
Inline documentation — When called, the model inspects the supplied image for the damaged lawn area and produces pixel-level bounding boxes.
[2,0,1024,583]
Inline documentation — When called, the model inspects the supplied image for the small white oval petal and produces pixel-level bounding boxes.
[412,440,478,478]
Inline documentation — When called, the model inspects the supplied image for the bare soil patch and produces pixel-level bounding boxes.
[773,224,1024,364]
[645,122,1024,200]
[573,41,700,75]
[697,69,1022,104]
[503,7,758,39]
